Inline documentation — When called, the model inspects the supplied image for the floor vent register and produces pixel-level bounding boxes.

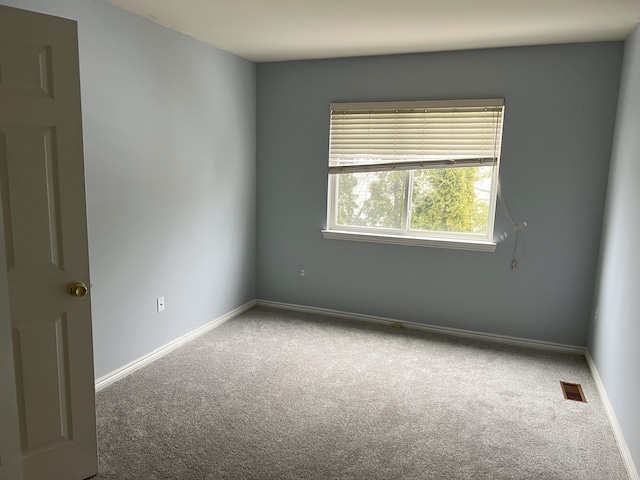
[560,381,587,403]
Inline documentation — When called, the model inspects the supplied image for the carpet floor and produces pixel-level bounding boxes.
[95,306,628,479]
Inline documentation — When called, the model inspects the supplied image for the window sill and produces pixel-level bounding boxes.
[321,230,497,252]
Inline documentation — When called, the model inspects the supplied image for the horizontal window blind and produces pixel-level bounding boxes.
[329,99,504,174]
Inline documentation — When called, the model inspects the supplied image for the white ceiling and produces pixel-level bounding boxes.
[106,0,640,62]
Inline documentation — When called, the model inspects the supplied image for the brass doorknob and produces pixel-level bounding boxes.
[68,282,88,297]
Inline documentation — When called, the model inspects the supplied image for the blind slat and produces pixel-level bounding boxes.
[328,158,497,174]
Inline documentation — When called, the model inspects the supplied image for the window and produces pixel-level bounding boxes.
[323,99,505,251]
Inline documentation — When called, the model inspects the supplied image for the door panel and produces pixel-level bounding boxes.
[1,127,64,271]
[0,39,53,98]
[0,5,97,480]
[12,314,72,454]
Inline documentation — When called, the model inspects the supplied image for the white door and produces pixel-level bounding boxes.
[0,5,97,480]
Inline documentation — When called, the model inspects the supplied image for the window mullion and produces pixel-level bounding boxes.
[403,170,413,234]
[328,174,338,230]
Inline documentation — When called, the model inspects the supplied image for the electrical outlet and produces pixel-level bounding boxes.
[157,296,165,313]
[299,266,306,279]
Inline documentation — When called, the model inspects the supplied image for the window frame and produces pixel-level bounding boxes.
[323,99,504,252]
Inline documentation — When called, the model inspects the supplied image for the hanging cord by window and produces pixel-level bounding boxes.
[497,178,527,270]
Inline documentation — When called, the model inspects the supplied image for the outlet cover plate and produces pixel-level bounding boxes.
[157,296,165,313]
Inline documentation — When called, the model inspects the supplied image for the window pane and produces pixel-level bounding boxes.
[336,171,407,229]
[410,167,493,234]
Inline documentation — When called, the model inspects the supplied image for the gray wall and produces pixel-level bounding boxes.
[0,0,257,378]
[588,24,640,471]
[256,43,622,346]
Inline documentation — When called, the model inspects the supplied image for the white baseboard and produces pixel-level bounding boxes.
[255,299,585,355]
[585,351,639,480]
[94,300,256,392]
